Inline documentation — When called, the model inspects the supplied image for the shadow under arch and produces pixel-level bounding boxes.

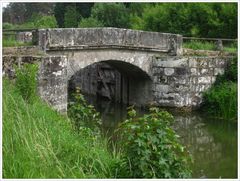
[68,59,153,107]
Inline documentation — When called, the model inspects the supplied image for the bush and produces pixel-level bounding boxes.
[15,64,38,103]
[78,17,104,28]
[115,107,192,178]
[68,87,101,133]
[34,15,58,28]
[202,82,237,121]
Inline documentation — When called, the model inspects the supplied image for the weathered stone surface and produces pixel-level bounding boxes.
[198,76,212,84]
[3,28,234,111]
[164,68,174,76]
[37,28,182,55]
[38,56,68,112]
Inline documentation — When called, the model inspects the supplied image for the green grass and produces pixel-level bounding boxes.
[183,40,237,53]
[3,79,121,178]
[3,37,33,47]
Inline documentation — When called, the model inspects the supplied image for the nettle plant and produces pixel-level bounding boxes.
[116,107,192,178]
[68,87,101,133]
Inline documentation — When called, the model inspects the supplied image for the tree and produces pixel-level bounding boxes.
[34,16,58,28]
[54,3,67,28]
[64,4,81,28]
[78,17,103,28]
[91,3,130,28]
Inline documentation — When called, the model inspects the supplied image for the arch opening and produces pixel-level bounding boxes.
[68,60,153,107]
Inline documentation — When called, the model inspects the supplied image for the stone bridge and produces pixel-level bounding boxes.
[3,28,232,112]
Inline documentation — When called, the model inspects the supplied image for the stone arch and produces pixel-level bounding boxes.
[65,49,154,81]
[68,58,154,106]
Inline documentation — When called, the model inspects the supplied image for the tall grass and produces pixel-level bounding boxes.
[3,79,121,178]
[183,40,237,53]
[3,36,33,47]
[202,82,237,121]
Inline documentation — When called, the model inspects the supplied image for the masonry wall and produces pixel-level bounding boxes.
[151,56,233,107]
[3,55,68,112]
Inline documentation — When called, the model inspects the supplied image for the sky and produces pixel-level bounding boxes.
[3,3,9,8]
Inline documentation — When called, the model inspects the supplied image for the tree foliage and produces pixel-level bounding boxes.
[91,3,130,28]
[3,2,237,38]
[64,5,81,28]
[78,17,104,28]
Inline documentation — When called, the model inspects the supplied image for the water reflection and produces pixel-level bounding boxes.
[83,95,237,178]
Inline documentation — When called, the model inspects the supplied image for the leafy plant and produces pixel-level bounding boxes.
[78,17,104,28]
[15,63,38,103]
[115,107,192,178]
[68,87,101,133]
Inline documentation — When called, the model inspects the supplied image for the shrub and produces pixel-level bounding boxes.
[78,17,104,28]
[15,63,38,103]
[115,107,192,178]
[68,87,101,133]
[34,15,58,28]
[202,82,237,121]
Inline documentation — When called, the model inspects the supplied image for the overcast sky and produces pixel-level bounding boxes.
[3,2,9,8]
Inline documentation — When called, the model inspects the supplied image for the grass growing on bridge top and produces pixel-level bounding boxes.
[2,79,121,178]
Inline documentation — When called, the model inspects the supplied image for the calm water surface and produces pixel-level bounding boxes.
[84,95,237,178]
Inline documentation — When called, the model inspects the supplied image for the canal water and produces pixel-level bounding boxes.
[83,95,237,178]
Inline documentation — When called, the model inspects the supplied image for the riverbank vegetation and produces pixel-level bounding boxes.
[3,64,192,178]
[3,79,121,178]
[201,57,237,121]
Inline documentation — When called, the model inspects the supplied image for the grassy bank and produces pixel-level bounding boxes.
[3,79,120,178]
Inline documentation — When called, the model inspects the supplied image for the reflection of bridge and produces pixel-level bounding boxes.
[3,28,232,112]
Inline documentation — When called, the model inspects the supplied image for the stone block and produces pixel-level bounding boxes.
[153,57,188,67]
[198,58,208,68]
[215,59,226,68]
[214,68,224,75]
[164,68,174,76]
[199,68,209,75]
[189,77,198,85]
[155,84,170,93]
[190,68,198,75]
[175,67,188,76]
[208,58,215,67]
[198,76,212,84]
[195,84,211,92]
[189,58,198,67]
[152,67,164,75]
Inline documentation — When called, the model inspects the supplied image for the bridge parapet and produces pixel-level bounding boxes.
[37,28,182,55]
